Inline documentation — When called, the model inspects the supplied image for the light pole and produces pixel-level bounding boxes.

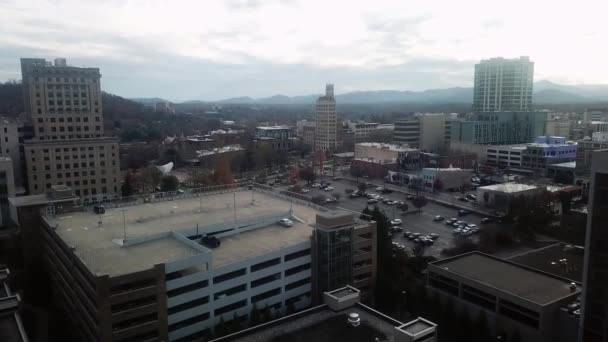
[120,209,127,243]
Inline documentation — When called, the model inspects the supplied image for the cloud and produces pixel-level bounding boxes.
[1,0,607,99]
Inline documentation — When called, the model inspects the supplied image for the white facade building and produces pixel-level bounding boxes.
[314,84,338,152]
[421,167,473,191]
[486,145,527,168]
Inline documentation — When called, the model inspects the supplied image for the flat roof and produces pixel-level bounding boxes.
[213,303,408,342]
[549,161,576,169]
[432,252,581,305]
[508,243,584,283]
[46,191,320,276]
[478,182,538,193]
[9,194,78,208]
[355,142,417,152]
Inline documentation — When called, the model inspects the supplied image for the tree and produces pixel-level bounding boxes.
[483,191,490,204]
[360,206,372,221]
[215,157,234,185]
[311,194,326,204]
[332,192,341,201]
[557,191,573,214]
[357,182,367,193]
[433,178,444,192]
[160,175,179,192]
[399,203,409,213]
[412,196,428,212]
[254,144,274,169]
[300,167,316,184]
[249,304,262,327]
[351,167,364,182]
[412,243,427,258]
[286,301,296,314]
[140,165,162,192]
[121,171,137,197]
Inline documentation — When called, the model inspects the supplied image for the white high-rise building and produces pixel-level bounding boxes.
[314,84,337,152]
[473,56,534,112]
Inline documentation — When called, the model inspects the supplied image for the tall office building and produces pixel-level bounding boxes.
[580,149,608,342]
[20,58,120,202]
[314,84,338,152]
[394,113,453,152]
[473,56,534,112]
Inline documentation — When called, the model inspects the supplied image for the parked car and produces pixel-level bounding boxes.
[465,194,477,201]
[375,186,384,191]
[301,189,310,193]
[279,218,294,227]
[481,217,493,224]
[457,197,468,202]
[458,209,470,216]
[312,183,321,188]
[430,233,439,239]
[381,188,393,194]
[323,186,334,191]
[325,197,337,203]
[433,215,444,221]
[367,198,379,204]
[390,219,402,226]
[407,195,414,200]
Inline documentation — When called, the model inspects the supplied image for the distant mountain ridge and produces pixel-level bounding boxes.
[129,80,608,105]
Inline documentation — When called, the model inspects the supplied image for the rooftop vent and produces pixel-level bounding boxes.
[347,312,360,327]
[47,185,74,199]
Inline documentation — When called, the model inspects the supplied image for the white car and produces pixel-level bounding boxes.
[301,189,310,193]
[390,219,402,226]
[279,218,294,227]
[323,186,334,191]
[311,183,321,188]
[375,186,384,191]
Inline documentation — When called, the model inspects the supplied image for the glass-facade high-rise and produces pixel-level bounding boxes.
[450,111,547,145]
[580,149,608,342]
[473,56,534,112]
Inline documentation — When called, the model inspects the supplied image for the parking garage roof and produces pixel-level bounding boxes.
[45,190,321,276]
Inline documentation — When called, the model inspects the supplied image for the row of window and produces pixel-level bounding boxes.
[37,134,104,140]
[36,83,88,89]
[32,160,114,171]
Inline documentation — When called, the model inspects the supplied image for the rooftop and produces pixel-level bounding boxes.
[355,142,417,152]
[478,182,538,193]
[549,161,576,169]
[212,303,411,342]
[44,190,320,276]
[431,252,581,305]
[508,243,584,283]
[256,125,291,130]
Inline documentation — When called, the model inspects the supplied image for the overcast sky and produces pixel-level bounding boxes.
[1,0,607,101]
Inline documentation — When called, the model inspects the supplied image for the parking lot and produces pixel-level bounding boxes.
[285,178,486,257]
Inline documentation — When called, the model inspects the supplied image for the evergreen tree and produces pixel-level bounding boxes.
[215,316,228,337]
[261,304,272,322]
[250,304,262,327]
[229,312,241,333]
[286,300,296,314]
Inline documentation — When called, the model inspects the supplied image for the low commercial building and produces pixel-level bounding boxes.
[354,143,421,171]
[521,136,577,172]
[346,121,379,141]
[211,285,437,342]
[350,158,397,180]
[255,126,293,141]
[428,252,581,342]
[476,182,542,209]
[394,113,452,152]
[421,167,472,191]
[486,145,527,168]
[10,185,377,342]
[0,268,29,342]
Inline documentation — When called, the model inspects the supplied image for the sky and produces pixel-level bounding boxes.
[1,0,607,101]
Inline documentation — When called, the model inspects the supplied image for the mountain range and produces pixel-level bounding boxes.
[131,80,608,105]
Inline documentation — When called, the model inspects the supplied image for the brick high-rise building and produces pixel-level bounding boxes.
[20,58,120,202]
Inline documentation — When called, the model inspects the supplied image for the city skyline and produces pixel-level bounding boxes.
[1,0,607,101]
